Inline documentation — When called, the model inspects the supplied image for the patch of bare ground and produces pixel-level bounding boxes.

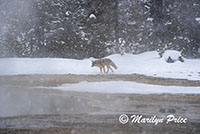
[0,74,200,87]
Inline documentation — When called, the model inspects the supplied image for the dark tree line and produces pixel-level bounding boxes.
[0,0,200,59]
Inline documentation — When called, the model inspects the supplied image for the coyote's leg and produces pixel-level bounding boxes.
[109,66,113,72]
[106,65,110,73]
[103,66,106,73]
[100,67,102,73]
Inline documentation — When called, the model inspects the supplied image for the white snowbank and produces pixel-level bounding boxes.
[41,81,200,94]
[0,50,200,80]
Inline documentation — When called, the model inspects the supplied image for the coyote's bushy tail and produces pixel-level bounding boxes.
[110,61,117,69]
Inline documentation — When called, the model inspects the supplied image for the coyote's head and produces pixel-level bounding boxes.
[91,60,96,67]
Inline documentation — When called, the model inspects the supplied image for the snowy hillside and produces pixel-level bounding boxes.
[0,51,200,80]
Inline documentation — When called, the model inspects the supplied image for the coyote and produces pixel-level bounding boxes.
[91,58,117,73]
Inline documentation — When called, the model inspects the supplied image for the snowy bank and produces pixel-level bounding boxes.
[40,81,200,94]
[0,51,200,80]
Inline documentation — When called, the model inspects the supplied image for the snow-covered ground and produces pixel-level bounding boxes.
[41,81,200,94]
[0,50,200,80]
